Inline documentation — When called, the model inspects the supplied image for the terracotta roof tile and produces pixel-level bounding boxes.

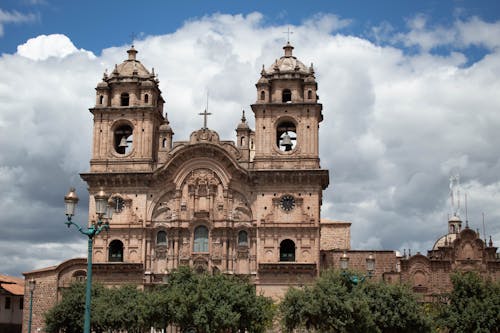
[0,274,24,296]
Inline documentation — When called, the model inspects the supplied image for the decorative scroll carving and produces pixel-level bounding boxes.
[231,191,252,221]
[152,191,175,223]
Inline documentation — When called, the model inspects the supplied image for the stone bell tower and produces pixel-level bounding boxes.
[251,43,329,296]
[251,42,322,170]
[90,46,166,172]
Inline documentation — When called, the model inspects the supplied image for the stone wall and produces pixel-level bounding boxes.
[321,250,400,281]
[320,220,351,251]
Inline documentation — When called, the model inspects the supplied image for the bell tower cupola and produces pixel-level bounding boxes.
[251,42,323,170]
[90,46,166,172]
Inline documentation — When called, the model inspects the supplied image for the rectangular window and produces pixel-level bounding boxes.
[20,297,24,310]
[5,297,11,309]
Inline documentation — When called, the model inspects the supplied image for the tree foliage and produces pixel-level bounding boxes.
[436,271,500,333]
[44,266,274,333]
[163,266,275,333]
[280,270,431,333]
[44,282,105,333]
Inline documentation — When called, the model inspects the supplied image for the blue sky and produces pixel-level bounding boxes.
[2,0,499,58]
[1,1,500,276]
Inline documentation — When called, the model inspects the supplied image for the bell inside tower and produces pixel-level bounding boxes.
[277,121,296,151]
[114,124,133,155]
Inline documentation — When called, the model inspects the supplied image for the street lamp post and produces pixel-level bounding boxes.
[339,252,376,285]
[64,187,113,333]
[366,253,375,278]
[28,278,35,333]
[339,251,349,271]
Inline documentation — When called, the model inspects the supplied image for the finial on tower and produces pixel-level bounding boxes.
[127,45,138,61]
[241,110,246,123]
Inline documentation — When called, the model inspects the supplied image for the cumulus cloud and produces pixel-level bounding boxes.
[17,34,95,60]
[387,14,500,52]
[0,8,36,37]
[1,13,499,276]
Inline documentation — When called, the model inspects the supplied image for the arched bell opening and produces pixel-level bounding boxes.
[113,124,133,155]
[276,121,297,152]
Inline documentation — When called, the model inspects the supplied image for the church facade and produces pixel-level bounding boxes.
[80,42,330,296]
[22,43,499,333]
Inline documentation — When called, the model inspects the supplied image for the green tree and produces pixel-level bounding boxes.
[44,267,274,333]
[164,266,274,333]
[280,270,431,333]
[362,282,431,333]
[93,285,150,333]
[437,271,500,333]
[280,270,376,333]
[44,282,105,333]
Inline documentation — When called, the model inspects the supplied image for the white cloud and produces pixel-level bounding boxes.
[388,14,500,52]
[17,34,95,60]
[0,8,36,37]
[1,12,499,276]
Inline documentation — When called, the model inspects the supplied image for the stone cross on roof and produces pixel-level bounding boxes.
[283,26,294,43]
[199,93,211,129]
[199,109,212,129]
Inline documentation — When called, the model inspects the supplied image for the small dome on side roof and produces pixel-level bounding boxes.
[97,80,108,88]
[159,114,172,132]
[237,110,250,130]
[433,233,457,250]
[257,76,269,84]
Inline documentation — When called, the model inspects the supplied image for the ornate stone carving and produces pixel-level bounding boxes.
[152,191,175,223]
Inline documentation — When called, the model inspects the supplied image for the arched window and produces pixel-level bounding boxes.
[307,90,312,99]
[260,90,265,101]
[72,270,86,282]
[162,138,167,148]
[280,239,295,262]
[99,95,104,105]
[144,94,149,104]
[282,89,292,103]
[120,93,129,106]
[238,230,248,246]
[157,230,167,245]
[109,239,124,262]
[193,226,209,252]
